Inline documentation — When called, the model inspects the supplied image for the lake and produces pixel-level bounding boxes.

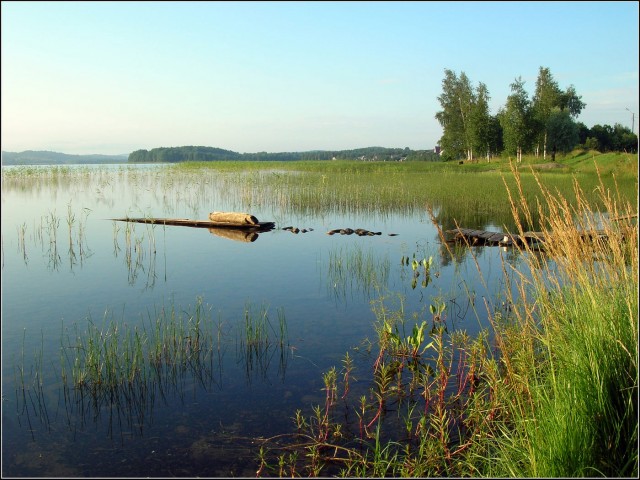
[1,163,529,476]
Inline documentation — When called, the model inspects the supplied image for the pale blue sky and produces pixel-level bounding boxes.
[2,1,638,155]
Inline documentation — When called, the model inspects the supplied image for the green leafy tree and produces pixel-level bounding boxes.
[585,123,637,153]
[486,114,504,159]
[436,70,498,163]
[610,123,638,153]
[469,82,494,161]
[558,84,586,118]
[531,67,562,159]
[529,67,586,159]
[576,121,590,145]
[589,124,614,152]
[500,77,532,162]
[435,69,476,161]
[585,136,599,150]
[546,108,579,160]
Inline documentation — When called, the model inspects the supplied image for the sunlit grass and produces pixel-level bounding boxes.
[256,161,638,477]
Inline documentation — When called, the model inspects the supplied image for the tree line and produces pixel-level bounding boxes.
[435,67,638,162]
[128,146,440,163]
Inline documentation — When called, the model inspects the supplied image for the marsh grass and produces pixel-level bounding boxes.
[6,202,93,270]
[327,244,390,300]
[14,329,50,440]
[482,163,639,477]
[172,159,636,232]
[50,297,222,435]
[256,161,638,477]
[236,303,289,382]
[15,295,291,439]
[59,297,216,393]
[112,217,159,288]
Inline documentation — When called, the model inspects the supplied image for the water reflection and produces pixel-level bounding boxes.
[209,227,259,243]
[1,164,551,476]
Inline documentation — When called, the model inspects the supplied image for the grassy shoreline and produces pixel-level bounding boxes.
[255,161,638,477]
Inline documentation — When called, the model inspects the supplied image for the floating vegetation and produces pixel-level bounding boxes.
[401,253,435,289]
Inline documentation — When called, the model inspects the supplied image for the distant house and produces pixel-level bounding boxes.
[434,145,441,155]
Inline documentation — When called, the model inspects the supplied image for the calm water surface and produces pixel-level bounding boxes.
[1,164,526,476]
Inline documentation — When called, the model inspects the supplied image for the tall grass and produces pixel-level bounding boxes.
[256,162,638,477]
[172,159,636,233]
[484,164,638,477]
[59,297,216,395]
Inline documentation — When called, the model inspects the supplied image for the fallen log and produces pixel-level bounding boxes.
[209,211,259,225]
[110,217,275,231]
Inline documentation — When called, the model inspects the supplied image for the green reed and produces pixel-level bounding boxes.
[237,303,289,381]
[17,296,291,440]
[14,329,50,439]
[327,244,390,300]
[171,158,636,232]
[113,217,158,287]
[17,222,27,263]
[59,296,216,395]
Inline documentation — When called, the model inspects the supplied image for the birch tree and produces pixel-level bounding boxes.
[469,82,493,161]
[500,77,531,163]
[532,67,562,159]
[435,69,475,162]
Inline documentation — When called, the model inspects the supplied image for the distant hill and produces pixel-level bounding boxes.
[1,150,129,166]
[129,145,440,163]
[128,146,242,162]
[1,146,441,166]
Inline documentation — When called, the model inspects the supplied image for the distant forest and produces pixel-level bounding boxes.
[127,146,440,163]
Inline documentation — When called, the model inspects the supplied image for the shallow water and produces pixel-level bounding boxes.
[1,164,526,476]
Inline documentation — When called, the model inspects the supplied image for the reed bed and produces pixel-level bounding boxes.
[236,303,290,382]
[51,298,223,437]
[172,160,636,233]
[256,163,638,477]
[59,297,216,395]
[484,164,638,477]
[327,244,391,300]
[4,160,634,237]
[13,297,290,438]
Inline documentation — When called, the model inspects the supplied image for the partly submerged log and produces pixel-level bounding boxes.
[111,216,275,231]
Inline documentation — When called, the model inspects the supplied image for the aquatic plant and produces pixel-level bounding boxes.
[236,303,289,382]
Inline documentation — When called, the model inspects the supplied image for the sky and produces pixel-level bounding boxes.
[1,1,638,155]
